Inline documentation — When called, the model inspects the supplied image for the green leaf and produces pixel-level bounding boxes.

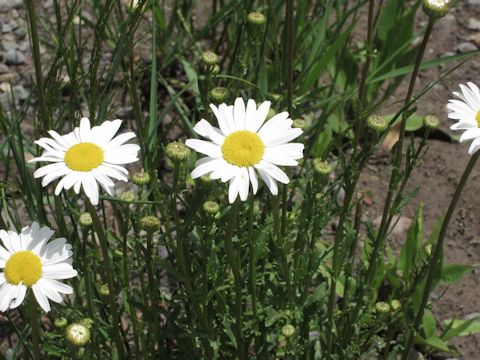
[370,51,480,83]
[441,263,473,284]
[442,317,480,340]
[422,309,436,339]
[399,204,423,279]
[299,22,355,93]
[416,335,450,352]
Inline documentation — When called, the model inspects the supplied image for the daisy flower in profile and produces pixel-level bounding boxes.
[448,82,480,155]
[29,117,140,205]
[0,222,78,313]
[186,98,304,203]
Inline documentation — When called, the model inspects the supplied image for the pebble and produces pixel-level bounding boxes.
[2,23,12,33]
[4,49,25,65]
[457,42,478,53]
[0,63,8,74]
[467,18,480,31]
[468,0,480,5]
[0,0,22,12]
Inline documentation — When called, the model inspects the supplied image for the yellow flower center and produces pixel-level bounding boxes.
[64,143,104,172]
[4,251,43,286]
[476,111,480,128]
[221,130,265,167]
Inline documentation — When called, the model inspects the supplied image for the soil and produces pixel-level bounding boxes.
[0,0,480,359]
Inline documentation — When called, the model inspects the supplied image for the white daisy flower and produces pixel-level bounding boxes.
[29,117,140,205]
[0,222,78,313]
[186,98,304,203]
[448,82,480,155]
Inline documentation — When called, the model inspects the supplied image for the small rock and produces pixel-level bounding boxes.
[467,18,480,31]
[4,49,25,65]
[465,312,480,320]
[12,85,28,101]
[0,0,22,12]
[2,24,12,33]
[0,83,11,92]
[469,33,480,47]
[457,42,478,53]
[468,0,480,5]
[0,63,9,74]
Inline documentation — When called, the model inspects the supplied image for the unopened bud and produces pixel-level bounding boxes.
[98,284,110,297]
[65,323,91,346]
[367,115,388,133]
[292,119,306,130]
[390,300,402,312]
[132,170,150,186]
[209,87,230,103]
[423,115,440,130]
[422,0,450,19]
[247,12,266,26]
[203,200,220,215]
[140,215,161,233]
[166,141,191,162]
[312,159,332,176]
[281,324,295,337]
[201,51,218,66]
[425,244,432,256]
[54,317,68,329]
[375,301,390,314]
[119,191,137,202]
[79,213,92,228]
[200,174,213,184]
[79,318,94,329]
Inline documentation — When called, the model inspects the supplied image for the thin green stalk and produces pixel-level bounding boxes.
[28,292,41,360]
[402,151,480,358]
[25,0,49,131]
[85,200,126,359]
[223,200,244,359]
[281,0,295,237]
[364,18,435,287]
[247,195,259,353]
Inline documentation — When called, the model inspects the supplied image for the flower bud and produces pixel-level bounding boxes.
[79,213,93,229]
[247,12,266,26]
[203,200,220,215]
[79,318,94,329]
[54,317,68,329]
[422,0,450,19]
[200,174,213,184]
[119,191,137,202]
[201,51,218,66]
[423,115,440,130]
[65,323,91,346]
[209,87,230,103]
[132,170,150,186]
[211,64,221,75]
[281,324,295,337]
[140,215,161,233]
[312,159,332,176]
[98,284,110,296]
[292,118,306,130]
[267,108,276,120]
[390,299,402,312]
[375,301,391,314]
[367,115,388,133]
[165,141,191,162]
[425,244,432,256]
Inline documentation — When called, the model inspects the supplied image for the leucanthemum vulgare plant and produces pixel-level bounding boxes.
[1,0,479,359]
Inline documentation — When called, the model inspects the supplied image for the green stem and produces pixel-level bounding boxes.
[28,292,41,360]
[402,151,480,358]
[85,200,126,359]
[247,195,259,352]
[364,18,435,287]
[25,0,49,131]
[223,200,244,359]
